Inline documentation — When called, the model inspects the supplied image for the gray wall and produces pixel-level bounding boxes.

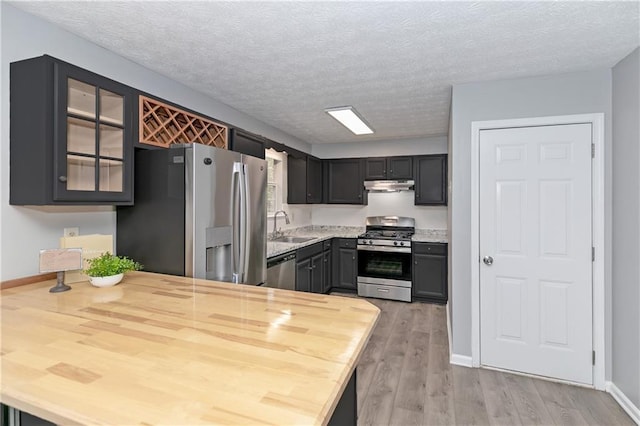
[612,47,640,408]
[449,69,614,372]
[0,4,309,280]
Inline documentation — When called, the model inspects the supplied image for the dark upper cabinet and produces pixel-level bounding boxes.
[388,157,413,179]
[287,154,323,204]
[229,128,265,159]
[10,55,134,205]
[412,242,448,303]
[364,156,413,180]
[364,158,387,180]
[287,155,307,204]
[332,239,358,290]
[414,154,447,205]
[306,156,323,203]
[325,159,367,204]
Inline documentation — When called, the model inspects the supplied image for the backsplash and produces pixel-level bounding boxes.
[310,191,447,230]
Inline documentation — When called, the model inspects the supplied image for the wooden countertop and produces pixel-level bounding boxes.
[0,272,379,425]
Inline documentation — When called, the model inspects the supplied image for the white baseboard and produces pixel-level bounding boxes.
[606,381,640,425]
[446,303,452,357]
[450,353,473,367]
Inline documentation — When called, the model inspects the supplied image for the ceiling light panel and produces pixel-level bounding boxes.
[325,106,374,135]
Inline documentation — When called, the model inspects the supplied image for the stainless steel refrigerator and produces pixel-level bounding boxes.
[117,144,267,285]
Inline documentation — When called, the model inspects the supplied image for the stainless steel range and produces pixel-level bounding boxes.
[357,216,415,302]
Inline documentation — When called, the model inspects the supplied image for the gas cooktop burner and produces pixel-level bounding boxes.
[359,230,413,240]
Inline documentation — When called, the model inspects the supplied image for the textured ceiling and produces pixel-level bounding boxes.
[11,1,639,144]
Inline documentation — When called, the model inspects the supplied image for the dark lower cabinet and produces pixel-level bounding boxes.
[328,370,357,426]
[333,239,358,290]
[414,155,447,205]
[325,159,367,204]
[322,240,332,293]
[0,405,54,426]
[296,257,312,292]
[296,242,326,293]
[412,242,448,303]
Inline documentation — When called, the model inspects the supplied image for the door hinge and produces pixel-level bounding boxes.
[592,247,595,262]
[592,144,595,158]
[593,350,596,365]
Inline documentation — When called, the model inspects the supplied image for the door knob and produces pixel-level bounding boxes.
[483,256,494,266]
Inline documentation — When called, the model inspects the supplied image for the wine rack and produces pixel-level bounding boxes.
[139,95,228,149]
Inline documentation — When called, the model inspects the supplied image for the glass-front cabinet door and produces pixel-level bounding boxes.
[54,62,132,203]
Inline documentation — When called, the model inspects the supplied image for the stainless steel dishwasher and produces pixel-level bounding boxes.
[265,252,296,290]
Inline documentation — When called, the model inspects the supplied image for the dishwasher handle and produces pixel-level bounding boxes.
[267,252,296,269]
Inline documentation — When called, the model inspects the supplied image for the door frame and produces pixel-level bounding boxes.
[470,113,605,390]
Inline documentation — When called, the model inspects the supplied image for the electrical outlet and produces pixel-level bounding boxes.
[64,227,79,237]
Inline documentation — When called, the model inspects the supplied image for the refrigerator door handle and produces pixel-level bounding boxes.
[231,162,242,283]
[238,163,250,283]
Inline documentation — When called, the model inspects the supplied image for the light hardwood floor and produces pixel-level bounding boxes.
[352,297,633,426]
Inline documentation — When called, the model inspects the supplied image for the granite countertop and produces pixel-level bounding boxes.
[0,271,380,425]
[412,229,449,243]
[267,226,363,258]
[267,226,448,258]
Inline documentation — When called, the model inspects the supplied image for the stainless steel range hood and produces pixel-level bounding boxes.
[364,180,415,192]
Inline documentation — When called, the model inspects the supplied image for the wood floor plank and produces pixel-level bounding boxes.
[533,379,590,425]
[391,330,430,413]
[358,301,413,425]
[424,367,456,425]
[409,301,432,333]
[565,384,635,426]
[503,373,554,425]
[452,365,491,425]
[477,368,522,425]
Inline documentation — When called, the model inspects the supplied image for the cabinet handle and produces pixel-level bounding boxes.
[58,176,67,182]
[352,257,355,260]
[415,261,418,265]
[308,193,311,197]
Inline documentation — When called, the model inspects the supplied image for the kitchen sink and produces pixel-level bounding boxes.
[270,236,315,244]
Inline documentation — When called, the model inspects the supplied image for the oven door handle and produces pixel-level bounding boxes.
[357,245,411,254]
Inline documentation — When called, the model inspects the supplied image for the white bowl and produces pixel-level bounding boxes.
[89,273,124,288]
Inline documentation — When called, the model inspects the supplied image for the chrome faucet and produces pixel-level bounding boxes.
[272,210,290,239]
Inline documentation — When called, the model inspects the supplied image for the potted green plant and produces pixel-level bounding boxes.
[85,252,142,287]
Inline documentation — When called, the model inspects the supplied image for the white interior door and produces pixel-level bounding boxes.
[479,123,593,385]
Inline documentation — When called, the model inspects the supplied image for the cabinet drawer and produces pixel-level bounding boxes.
[413,242,447,255]
[297,242,323,259]
[336,238,357,249]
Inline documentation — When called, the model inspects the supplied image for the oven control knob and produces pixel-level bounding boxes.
[368,240,373,245]
[393,241,398,246]
[400,241,405,246]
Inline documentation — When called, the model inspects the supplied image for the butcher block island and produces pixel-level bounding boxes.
[0,271,380,425]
